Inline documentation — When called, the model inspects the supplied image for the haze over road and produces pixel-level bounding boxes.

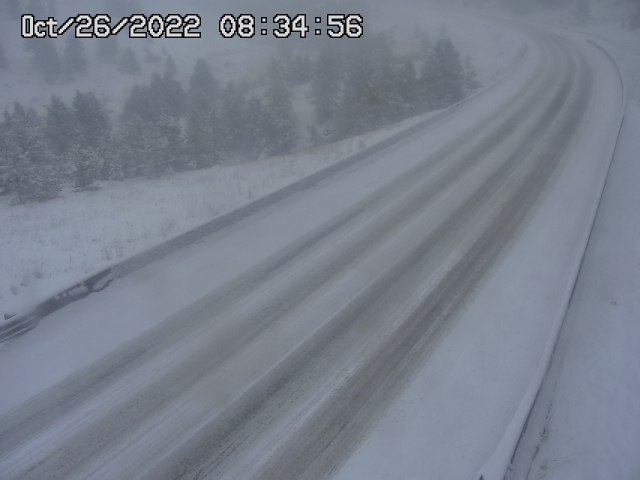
[0,19,624,480]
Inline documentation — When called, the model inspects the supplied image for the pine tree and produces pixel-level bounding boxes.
[263,72,297,155]
[69,145,100,190]
[189,59,219,100]
[116,112,180,178]
[2,103,60,203]
[219,81,246,153]
[115,116,159,178]
[184,99,218,169]
[0,40,8,71]
[45,95,78,155]
[243,96,267,159]
[333,33,398,136]
[123,73,186,123]
[122,85,154,122]
[311,46,343,124]
[70,91,115,179]
[63,35,88,76]
[395,60,418,115]
[382,63,409,123]
[186,94,218,167]
[183,60,220,168]
[155,113,183,174]
[335,58,379,137]
[138,123,168,178]
[148,72,186,119]
[0,109,12,194]
[72,91,111,150]
[114,118,143,179]
[421,31,465,109]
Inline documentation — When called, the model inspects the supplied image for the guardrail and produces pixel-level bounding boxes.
[0,269,113,343]
[475,36,627,480]
[0,41,528,346]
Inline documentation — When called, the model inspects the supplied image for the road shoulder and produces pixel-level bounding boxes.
[521,103,640,480]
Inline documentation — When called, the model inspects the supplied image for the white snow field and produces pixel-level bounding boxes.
[0,8,632,480]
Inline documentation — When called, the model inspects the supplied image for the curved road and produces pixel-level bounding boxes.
[0,22,623,480]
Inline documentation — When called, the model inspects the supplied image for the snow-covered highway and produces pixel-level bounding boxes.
[0,21,624,480]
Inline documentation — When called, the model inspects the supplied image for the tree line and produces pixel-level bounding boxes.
[0,30,479,204]
[311,31,479,140]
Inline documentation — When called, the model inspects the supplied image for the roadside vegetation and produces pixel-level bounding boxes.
[0,26,479,204]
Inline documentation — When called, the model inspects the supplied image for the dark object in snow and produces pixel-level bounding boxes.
[0,269,114,344]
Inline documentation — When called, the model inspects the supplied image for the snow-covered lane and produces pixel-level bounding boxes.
[335,28,625,480]
[0,23,623,480]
